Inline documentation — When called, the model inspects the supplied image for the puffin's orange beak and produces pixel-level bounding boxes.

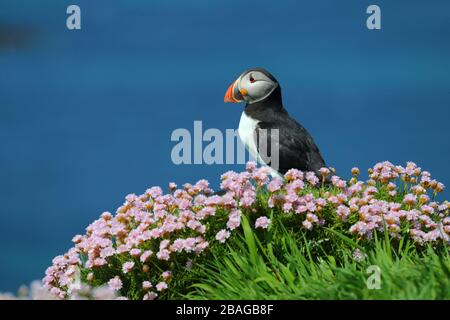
[224,80,239,103]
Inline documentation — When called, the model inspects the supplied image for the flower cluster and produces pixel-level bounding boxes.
[0,280,120,300]
[42,161,449,299]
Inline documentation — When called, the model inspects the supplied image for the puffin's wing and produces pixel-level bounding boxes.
[255,121,325,175]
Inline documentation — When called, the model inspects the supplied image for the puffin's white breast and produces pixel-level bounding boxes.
[238,112,262,163]
[238,112,283,179]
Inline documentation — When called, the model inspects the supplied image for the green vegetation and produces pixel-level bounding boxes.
[182,215,450,300]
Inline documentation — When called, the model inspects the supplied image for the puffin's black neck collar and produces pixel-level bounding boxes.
[244,86,284,115]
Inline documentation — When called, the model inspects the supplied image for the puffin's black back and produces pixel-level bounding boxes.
[245,85,326,175]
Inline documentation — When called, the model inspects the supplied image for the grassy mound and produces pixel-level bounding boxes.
[41,161,449,300]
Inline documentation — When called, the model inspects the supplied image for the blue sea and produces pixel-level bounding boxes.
[0,0,449,291]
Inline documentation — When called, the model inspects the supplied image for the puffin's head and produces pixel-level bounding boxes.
[224,68,279,104]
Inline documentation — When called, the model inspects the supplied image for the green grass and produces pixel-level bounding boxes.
[180,215,450,300]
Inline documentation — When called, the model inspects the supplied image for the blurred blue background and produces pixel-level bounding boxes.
[0,0,449,291]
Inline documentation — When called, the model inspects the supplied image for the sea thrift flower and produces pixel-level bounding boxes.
[268,178,283,193]
[227,209,241,230]
[72,235,83,244]
[143,292,158,300]
[255,216,270,229]
[129,248,141,257]
[246,161,257,172]
[352,249,366,262]
[162,271,172,281]
[319,167,330,177]
[253,167,271,186]
[302,220,313,230]
[240,189,256,207]
[336,205,350,221]
[142,281,152,290]
[156,249,171,261]
[284,168,304,181]
[421,205,434,215]
[305,172,319,186]
[156,282,168,292]
[435,182,445,193]
[403,194,417,206]
[215,229,231,243]
[107,277,122,291]
[140,250,153,263]
[122,262,135,274]
[331,176,346,189]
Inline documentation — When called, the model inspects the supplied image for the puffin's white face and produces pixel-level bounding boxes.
[224,69,278,104]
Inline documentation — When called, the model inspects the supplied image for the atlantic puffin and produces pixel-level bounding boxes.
[224,68,326,177]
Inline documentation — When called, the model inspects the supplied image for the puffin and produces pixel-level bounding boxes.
[224,68,327,178]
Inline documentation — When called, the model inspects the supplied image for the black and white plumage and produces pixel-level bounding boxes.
[224,68,326,177]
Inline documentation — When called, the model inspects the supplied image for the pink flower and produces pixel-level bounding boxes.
[246,161,257,172]
[122,261,135,274]
[162,271,172,281]
[253,167,271,186]
[240,189,256,207]
[403,194,417,206]
[306,201,317,212]
[389,190,397,197]
[268,178,283,193]
[302,220,313,230]
[108,276,123,291]
[435,182,445,192]
[72,235,83,244]
[421,205,434,215]
[215,229,231,243]
[146,186,163,198]
[142,281,152,290]
[282,202,293,212]
[117,244,130,254]
[159,240,170,250]
[93,258,107,267]
[156,249,171,261]
[284,169,304,181]
[168,182,177,191]
[336,205,350,221]
[296,205,307,214]
[305,172,319,186]
[255,216,270,229]
[195,240,209,253]
[156,282,168,292]
[331,176,346,188]
[143,292,158,300]
[319,167,330,176]
[140,250,153,263]
[227,209,241,230]
[101,211,113,220]
[100,247,115,259]
[129,248,141,257]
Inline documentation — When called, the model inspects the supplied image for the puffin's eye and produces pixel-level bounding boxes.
[249,75,256,83]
